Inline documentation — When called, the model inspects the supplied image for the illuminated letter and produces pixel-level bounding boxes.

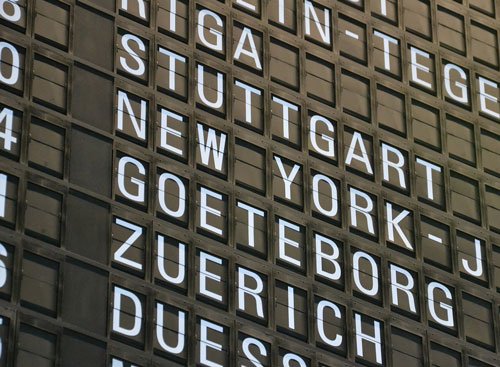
[158,172,186,218]
[0,244,7,288]
[415,157,441,201]
[316,300,342,347]
[117,91,147,141]
[355,313,383,364]
[112,286,142,337]
[0,174,5,218]
[283,353,307,367]
[114,218,143,271]
[197,64,224,109]
[378,0,387,16]
[199,251,223,302]
[160,109,184,156]
[234,27,262,70]
[238,267,264,318]
[200,319,224,367]
[315,234,341,281]
[236,0,256,11]
[287,286,296,330]
[199,187,223,236]
[278,218,302,267]
[349,188,375,235]
[271,96,299,140]
[478,76,500,119]
[373,30,397,72]
[156,303,185,354]
[0,42,19,85]
[312,174,338,217]
[390,264,416,313]
[0,0,21,22]
[0,318,2,359]
[381,143,406,189]
[0,108,17,151]
[197,123,227,172]
[158,48,186,91]
[443,63,468,104]
[120,0,147,19]
[309,115,335,158]
[120,34,146,77]
[112,359,138,367]
[304,1,331,45]
[345,132,373,175]
[234,80,261,124]
[242,337,267,367]
[410,47,432,89]
[157,234,186,285]
[197,9,223,51]
[274,156,300,200]
[353,251,379,296]
[237,201,265,248]
[385,202,412,250]
[117,156,146,203]
[461,238,483,277]
[167,0,177,32]
[427,282,454,328]
[277,0,285,24]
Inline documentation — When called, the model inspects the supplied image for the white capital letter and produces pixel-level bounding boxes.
[382,143,406,189]
[461,238,483,277]
[197,64,224,109]
[237,201,265,248]
[199,252,223,302]
[200,187,223,236]
[272,96,298,140]
[112,286,142,337]
[390,264,416,313]
[158,172,186,218]
[117,90,147,141]
[345,132,373,175]
[0,42,20,85]
[197,9,223,51]
[200,319,224,367]
[353,251,379,297]
[317,300,342,347]
[373,30,397,72]
[304,1,331,45]
[117,156,146,203]
[386,202,413,250]
[157,234,186,285]
[410,47,432,89]
[197,123,227,172]
[156,303,186,354]
[443,63,468,104]
[238,267,264,318]
[242,337,267,367]
[234,27,262,70]
[120,0,147,19]
[0,0,21,22]
[315,234,341,281]
[416,157,441,201]
[427,282,454,328]
[309,115,335,158]
[158,48,186,91]
[355,313,383,364]
[120,34,146,77]
[274,156,300,200]
[278,219,302,267]
[478,76,500,119]
[349,188,375,235]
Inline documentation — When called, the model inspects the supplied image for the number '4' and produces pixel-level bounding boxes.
[0,108,17,151]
